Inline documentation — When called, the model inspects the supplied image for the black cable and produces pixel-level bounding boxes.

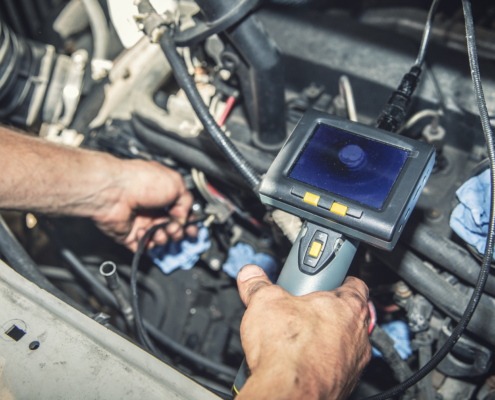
[131,222,171,353]
[376,0,442,133]
[129,219,239,378]
[364,1,495,398]
[158,29,261,190]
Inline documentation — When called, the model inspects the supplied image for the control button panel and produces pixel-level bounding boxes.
[303,231,328,268]
[291,187,363,219]
[298,223,345,275]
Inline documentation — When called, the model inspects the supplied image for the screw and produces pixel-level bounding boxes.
[210,258,221,271]
[190,308,196,315]
[29,341,40,351]
[219,69,231,81]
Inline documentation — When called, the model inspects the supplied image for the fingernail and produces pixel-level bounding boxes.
[238,265,264,282]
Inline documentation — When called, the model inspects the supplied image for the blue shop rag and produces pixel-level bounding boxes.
[149,226,211,274]
[450,169,493,259]
[222,242,279,283]
[372,321,412,360]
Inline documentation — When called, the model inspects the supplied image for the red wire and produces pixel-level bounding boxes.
[368,301,377,335]
[217,96,236,127]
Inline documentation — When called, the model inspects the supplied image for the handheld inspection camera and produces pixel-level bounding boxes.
[233,109,436,394]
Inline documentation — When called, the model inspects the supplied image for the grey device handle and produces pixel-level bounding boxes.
[232,222,359,395]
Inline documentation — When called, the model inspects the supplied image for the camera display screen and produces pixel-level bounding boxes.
[289,124,410,209]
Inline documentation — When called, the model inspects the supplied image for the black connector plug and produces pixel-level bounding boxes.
[376,66,422,133]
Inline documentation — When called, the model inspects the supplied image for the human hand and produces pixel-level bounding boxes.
[93,159,198,252]
[236,265,371,400]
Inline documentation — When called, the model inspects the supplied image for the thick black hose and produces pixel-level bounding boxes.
[369,326,416,400]
[61,248,119,308]
[131,117,258,188]
[0,216,87,313]
[364,2,495,397]
[372,245,495,347]
[144,321,237,378]
[159,29,261,189]
[402,223,495,297]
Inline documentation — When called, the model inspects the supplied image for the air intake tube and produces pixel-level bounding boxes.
[0,21,56,127]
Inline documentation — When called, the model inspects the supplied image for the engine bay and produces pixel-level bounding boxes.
[1,0,495,398]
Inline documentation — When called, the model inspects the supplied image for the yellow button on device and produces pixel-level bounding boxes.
[330,202,348,216]
[309,241,323,258]
[303,192,320,206]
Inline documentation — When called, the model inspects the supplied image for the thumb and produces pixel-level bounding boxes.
[237,265,272,307]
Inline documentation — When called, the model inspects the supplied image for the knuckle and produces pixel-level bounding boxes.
[364,341,372,363]
[246,281,272,303]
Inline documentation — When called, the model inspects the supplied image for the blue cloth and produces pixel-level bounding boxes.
[372,321,412,360]
[149,226,211,274]
[222,242,279,282]
[450,169,493,259]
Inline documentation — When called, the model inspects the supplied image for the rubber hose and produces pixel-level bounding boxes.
[132,115,275,174]
[59,248,118,308]
[81,0,109,62]
[369,326,416,400]
[131,117,250,188]
[144,321,237,378]
[402,223,495,297]
[58,244,237,378]
[372,244,495,347]
[39,264,167,328]
[0,216,87,314]
[159,30,261,189]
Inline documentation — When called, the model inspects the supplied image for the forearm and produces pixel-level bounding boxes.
[0,127,125,218]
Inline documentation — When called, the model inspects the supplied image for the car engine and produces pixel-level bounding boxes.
[1,0,495,399]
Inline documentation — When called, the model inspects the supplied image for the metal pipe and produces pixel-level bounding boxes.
[100,261,134,327]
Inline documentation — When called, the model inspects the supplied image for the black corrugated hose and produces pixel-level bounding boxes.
[158,29,261,190]
[364,1,495,399]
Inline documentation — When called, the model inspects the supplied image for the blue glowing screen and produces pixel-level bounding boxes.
[289,124,409,209]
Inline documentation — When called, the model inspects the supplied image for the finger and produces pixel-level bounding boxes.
[341,276,369,301]
[125,215,169,253]
[186,224,199,238]
[237,265,272,307]
[152,228,168,247]
[166,221,184,241]
[169,190,194,225]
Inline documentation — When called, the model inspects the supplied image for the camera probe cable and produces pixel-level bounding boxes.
[364,1,495,399]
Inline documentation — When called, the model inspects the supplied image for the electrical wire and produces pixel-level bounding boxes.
[339,76,358,122]
[364,1,495,398]
[415,0,441,67]
[131,221,172,353]
[159,29,261,190]
[217,96,236,127]
[397,109,442,134]
[129,219,237,378]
